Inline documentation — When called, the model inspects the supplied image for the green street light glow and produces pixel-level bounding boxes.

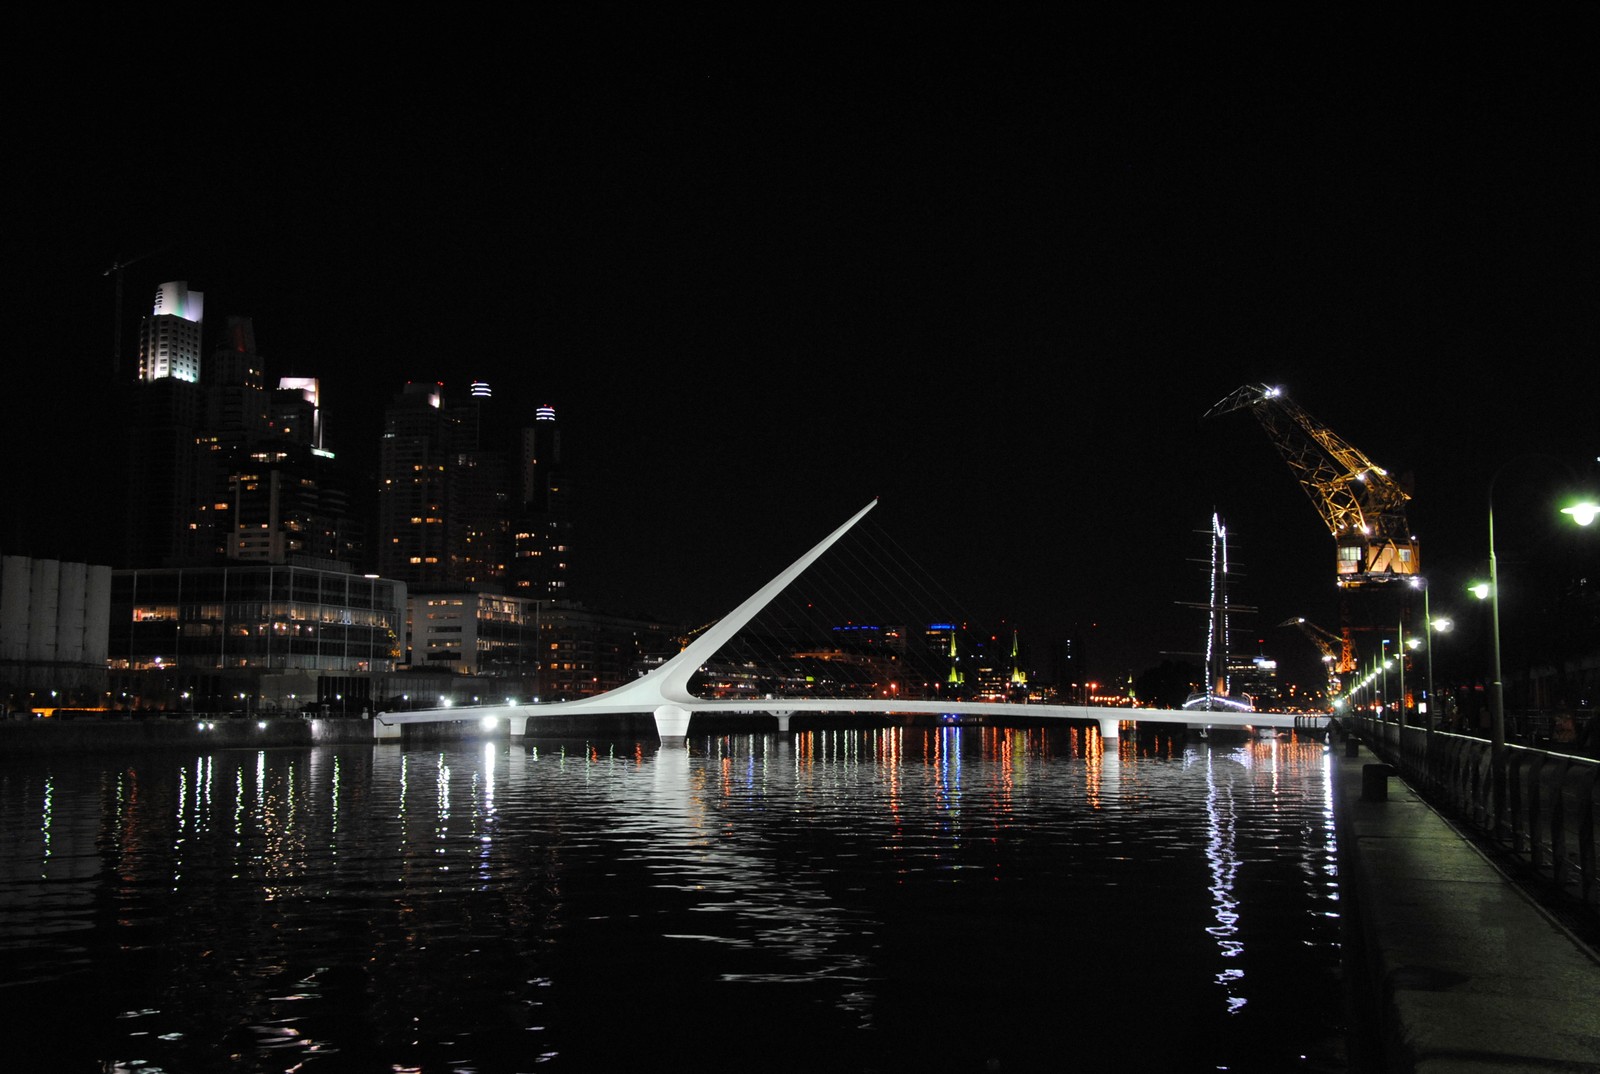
[1469,582,1491,600]
[1561,501,1600,526]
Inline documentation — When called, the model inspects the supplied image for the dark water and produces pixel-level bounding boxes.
[0,726,1346,1073]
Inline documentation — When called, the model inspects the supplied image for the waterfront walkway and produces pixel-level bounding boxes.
[1333,736,1600,1072]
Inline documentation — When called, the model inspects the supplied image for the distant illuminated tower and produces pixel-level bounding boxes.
[378,382,453,587]
[124,282,207,567]
[1008,630,1027,689]
[449,381,510,590]
[136,281,205,383]
[520,405,560,508]
[946,629,964,688]
[470,380,492,444]
[206,317,269,446]
[376,381,509,590]
[273,377,324,451]
[191,316,271,561]
[225,370,366,568]
[511,404,573,599]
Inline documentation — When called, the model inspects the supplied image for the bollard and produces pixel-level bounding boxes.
[1362,763,1396,802]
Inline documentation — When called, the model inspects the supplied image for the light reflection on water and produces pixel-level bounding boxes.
[0,727,1343,1073]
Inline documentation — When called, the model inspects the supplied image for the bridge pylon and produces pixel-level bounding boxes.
[375,497,1331,746]
[654,705,692,747]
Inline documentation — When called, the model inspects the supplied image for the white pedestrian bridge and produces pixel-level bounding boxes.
[377,500,1332,746]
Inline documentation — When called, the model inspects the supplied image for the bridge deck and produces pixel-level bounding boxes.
[377,697,1331,734]
[375,504,1332,742]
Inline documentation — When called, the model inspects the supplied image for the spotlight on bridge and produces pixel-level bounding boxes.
[480,716,499,731]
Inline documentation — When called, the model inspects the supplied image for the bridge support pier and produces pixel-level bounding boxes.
[654,704,692,748]
[773,711,793,735]
[1098,717,1122,742]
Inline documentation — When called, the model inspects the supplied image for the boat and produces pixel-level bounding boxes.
[1181,513,1258,731]
[1182,691,1255,714]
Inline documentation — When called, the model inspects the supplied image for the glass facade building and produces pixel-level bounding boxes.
[110,565,405,674]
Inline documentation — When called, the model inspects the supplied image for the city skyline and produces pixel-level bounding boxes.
[9,23,1597,691]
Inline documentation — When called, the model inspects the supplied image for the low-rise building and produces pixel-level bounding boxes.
[108,563,406,713]
[0,555,112,714]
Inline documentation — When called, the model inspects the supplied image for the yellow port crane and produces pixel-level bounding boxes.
[1279,617,1356,696]
[1205,384,1421,588]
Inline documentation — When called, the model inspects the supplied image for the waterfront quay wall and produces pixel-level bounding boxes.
[0,716,387,754]
[1333,720,1600,1072]
[0,711,672,755]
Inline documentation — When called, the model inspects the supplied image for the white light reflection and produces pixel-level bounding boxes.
[394,753,411,876]
[482,741,497,816]
[196,755,213,828]
[436,753,452,866]
[1204,748,1246,1014]
[39,777,53,876]
[477,741,498,885]
[330,754,341,848]
[1322,747,1341,914]
[935,726,964,836]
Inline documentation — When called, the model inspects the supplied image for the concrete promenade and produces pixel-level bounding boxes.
[1333,737,1600,1072]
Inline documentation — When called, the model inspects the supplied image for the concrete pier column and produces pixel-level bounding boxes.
[1098,717,1121,742]
[507,713,530,738]
[654,704,692,747]
[773,711,793,735]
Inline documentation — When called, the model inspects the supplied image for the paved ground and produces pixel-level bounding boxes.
[1332,736,1600,1073]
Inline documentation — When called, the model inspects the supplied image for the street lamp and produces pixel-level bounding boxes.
[1380,639,1391,717]
[1471,461,1598,825]
[1426,614,1453,730]
[1563,502,1600,526]
[1388,617,1420,729]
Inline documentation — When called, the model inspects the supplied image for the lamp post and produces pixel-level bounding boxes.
[1380,639,1391,718]
[1426,611,1452,732]
[1475,492,1600,754]
[1486,495,1508,756]
[1469,460,1598,827]
[1396,621,1407,729]
[1406,574,1436,726]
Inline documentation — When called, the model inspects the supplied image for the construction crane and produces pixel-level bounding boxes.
[1205,384,1420,588]
[103,247,167,378]
[1279,617,1356,696]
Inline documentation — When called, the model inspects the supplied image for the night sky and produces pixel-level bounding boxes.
[8,16,1598,692]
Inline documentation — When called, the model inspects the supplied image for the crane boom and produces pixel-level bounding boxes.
[1278,616,1355,698]
[103,246,166,378]
[1279,617,1357,673]
[1206,384,1420,587]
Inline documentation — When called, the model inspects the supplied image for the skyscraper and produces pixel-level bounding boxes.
[511,404,573,600]
[206,317,270,447]
[376,382,483,589]
[121,290,366,573]
[124,282,208,567]
[376,383,579,599]
[136,281,204,383]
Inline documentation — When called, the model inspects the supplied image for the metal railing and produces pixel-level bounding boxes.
[1355,715,1600,914]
